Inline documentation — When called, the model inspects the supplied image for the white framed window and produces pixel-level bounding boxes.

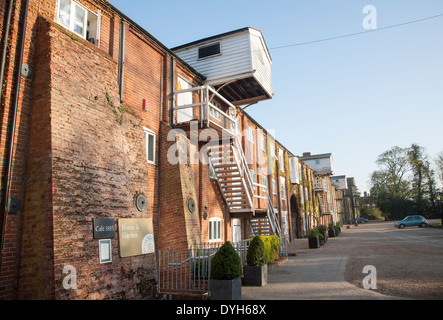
[281,211,288,235]
[260,135,266,151]
[56,0,100,45]
[279,149,284,171]
[262,175,267,191]
[144,127,156,164]
[236,118,240,135]
[250,170,256,189]
[247,126,254,143]
[209,218,222,242]
[272,179,277,195]
[209,100,222,121]
[280,177,286,200]
[269,143,276,159]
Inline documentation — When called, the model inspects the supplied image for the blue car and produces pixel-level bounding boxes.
[394,215,428,229]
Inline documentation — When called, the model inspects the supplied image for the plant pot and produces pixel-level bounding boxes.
[243,265,267,287]
[209,277,241,300]
[308,236,320,249]
[328,229,336,237]
[322,232,328,243]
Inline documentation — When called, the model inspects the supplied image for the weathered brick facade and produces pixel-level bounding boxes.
[0,0,336,300]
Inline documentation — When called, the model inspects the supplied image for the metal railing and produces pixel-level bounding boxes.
[157,240,249,294]
[173,85,237,136]
[157,237,289,295]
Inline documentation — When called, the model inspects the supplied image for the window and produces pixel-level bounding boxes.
[289,157,299,184]
[56,0,100,44]
[260,135,266,151]
[144,127,156,164]
[209,100,222,121]
[281,211,288,235]
[272,179,277,195]
[279,149,284,171]
[280,177,286,200]
[250,170,256,189]
[247,126,254,143]
[262,175,267,191]
[198,42,221,59]
[209,218,222,242]
[270,143,276,159]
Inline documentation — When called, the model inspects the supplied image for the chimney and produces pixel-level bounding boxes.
[302,152,311,157]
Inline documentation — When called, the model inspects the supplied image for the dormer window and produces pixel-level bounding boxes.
[56,0,100,45]
[198,42,221,59]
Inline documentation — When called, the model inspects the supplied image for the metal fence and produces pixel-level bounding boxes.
[157,237,289,295]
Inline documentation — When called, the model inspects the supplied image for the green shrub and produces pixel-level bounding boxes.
[246,236,266,266]
[249,235,280,264]
[318,233,324,240]
[210,241,242,280]
[318,225,327,234]
[308,227,318,238]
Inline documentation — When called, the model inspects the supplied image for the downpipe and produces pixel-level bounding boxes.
[0,0,29,272]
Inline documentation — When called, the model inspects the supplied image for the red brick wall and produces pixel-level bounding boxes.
[16,18,156,299]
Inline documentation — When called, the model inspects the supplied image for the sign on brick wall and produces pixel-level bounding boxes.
[118,218,155,258]
[93,218,116,239]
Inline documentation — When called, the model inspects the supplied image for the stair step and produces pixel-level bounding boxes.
[213,163,238,168]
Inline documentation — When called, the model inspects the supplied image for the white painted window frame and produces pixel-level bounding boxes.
[144,127,156,165]
[209,218,222,242]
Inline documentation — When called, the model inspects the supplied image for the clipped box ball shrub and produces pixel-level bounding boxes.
[246,236,266,266]
[210,241,242,280]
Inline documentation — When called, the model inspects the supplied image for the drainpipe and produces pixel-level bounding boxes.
[169,56,174,128]
[0,0,29,272]
[118,19,125,103]
[0,0,15,103]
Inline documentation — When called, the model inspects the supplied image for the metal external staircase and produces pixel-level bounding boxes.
[208,135,281,236]
[208,137,255,214]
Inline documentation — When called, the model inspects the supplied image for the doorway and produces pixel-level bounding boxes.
[290,195,302,239]
[232,219,241,243]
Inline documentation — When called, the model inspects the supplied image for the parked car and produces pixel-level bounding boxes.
[394,215,428,229]
[349,217,368,224]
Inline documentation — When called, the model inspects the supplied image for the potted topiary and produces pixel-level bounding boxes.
[308,227,320,249]
[318,232,325,246]
[334,222,341,236]
[328,222,336,237]
[318,225,328,244]
[244,236,267,286]
[209,241,242,300]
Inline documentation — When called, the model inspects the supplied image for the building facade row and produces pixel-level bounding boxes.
[0,0,358,299]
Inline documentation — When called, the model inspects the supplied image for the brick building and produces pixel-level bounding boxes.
[0,0,328,300]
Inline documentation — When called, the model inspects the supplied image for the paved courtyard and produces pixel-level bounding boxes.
[242,221,443,300]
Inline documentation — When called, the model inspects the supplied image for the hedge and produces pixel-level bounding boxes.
[248,235,280,265]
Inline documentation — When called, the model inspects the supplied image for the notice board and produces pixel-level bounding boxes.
[118,218,155,258]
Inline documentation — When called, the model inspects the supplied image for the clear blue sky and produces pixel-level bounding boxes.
[110,0,443,193]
